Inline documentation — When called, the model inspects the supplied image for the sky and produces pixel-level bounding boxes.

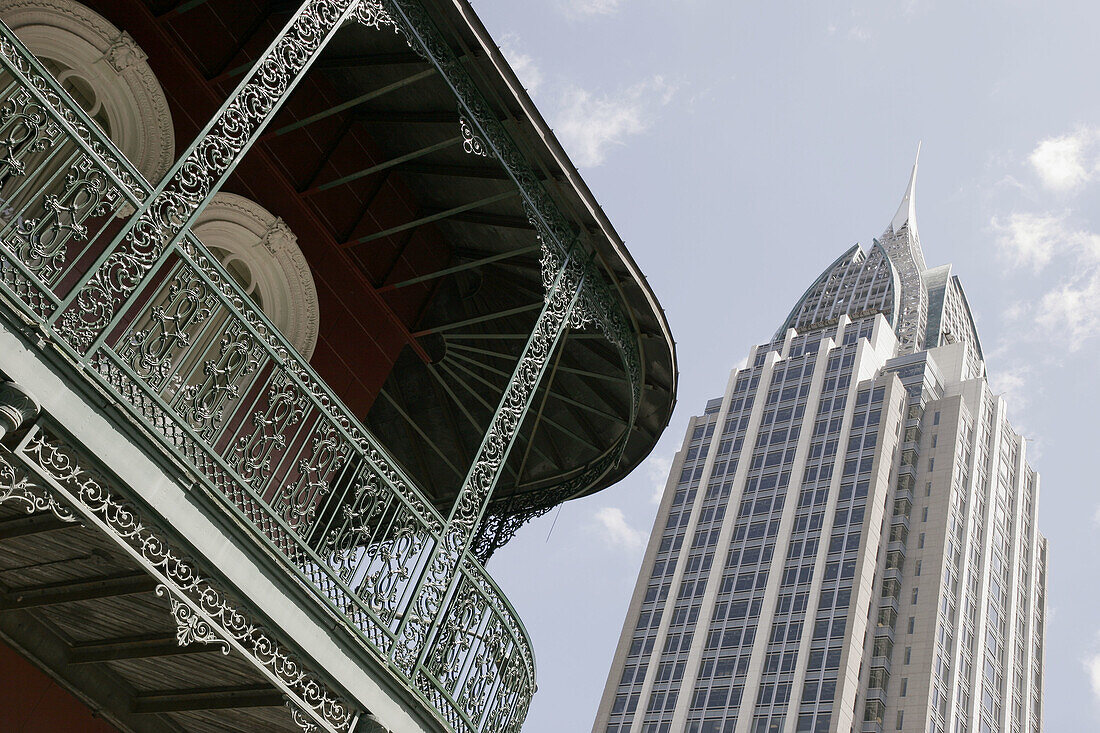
[469,1,1100,731]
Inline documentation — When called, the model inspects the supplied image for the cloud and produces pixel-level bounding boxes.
[644,454,673,504]
[993,210,1100,271]
[997,222,1100,349]
[992,212,1070,271]
[1093,505,1100,526]
[991,209,1100,351]
[562,0,625,17]
[553,76,676,167]
[593,507,646,553]
[1029,128,1098,192]
[826,23,872,41]
[990,129,1100,354]
[901,0,926,16]
[989,364,1031,414]
[496,36,673,168]
[847,25,872,41]
[988,364,1040,452]
[1034,268,1100,348]
[499,34,543,97]
[1087,641,1100,703]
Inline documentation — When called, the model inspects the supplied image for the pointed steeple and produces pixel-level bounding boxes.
[890,141,920,235]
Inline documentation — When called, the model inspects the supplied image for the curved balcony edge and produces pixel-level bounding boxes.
[0,300,538,733]
[0,22,540,732]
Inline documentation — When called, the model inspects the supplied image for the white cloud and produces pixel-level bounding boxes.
[992,209,1100,271]
[847,25,872,41]
[1034,268,1100,348]
[901,0,925,16]
[1029,128,1097,192]
[988,364,1039,452]
[992,212,1070,271]
[989,364,1031,414]
[562,0,625,17]
[645,454,673,504]
[991,129,1100,352]
[1093,505,1100,526]
[825,23,871,41]
[1004,301,1027,322]
[553,76,676,167]
[499,35,543,97]
[495,36,673,167]
[995,218,1100,350]
[1087,644,1100,702]
[593,507,646,553]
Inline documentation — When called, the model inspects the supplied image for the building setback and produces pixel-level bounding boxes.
[593,153,1046,733]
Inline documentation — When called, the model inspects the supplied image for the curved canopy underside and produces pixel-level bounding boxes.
[131,0,676,556]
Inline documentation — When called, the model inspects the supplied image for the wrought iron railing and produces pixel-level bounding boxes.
[0,19,532,733]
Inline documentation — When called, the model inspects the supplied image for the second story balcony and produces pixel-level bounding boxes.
[0,2,678,731]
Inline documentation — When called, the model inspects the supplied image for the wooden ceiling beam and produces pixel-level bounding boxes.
[349,189,519,246]
[68,633,216,664]
[120,0,435,363]
[0,512,78,541]
[379,245,538,292]
[270,68,437,137]
[154,0,214,19]
[317,51,429,69]
[356,109,459,125]
[413,301,541,337]
[0,572,157,610]
[132,685,285,713]
[421,208,533,229]
[206,4,282,83]
[301,135,461,196]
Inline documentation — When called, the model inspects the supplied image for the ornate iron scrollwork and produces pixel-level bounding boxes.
[391,243,588,694]
[381,0,644,421]
[0,444,75,521]
[58,0,362,352]
[459,115,489,157]
[0,89,62,177]
[11,156,121,285]
[156,584,232,654]
[7,427,357,732]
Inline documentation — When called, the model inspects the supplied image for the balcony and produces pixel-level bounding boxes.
[0,3,675,732]
[865,686,888,704]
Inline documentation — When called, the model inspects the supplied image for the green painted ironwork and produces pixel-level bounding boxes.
[0,1,650,730]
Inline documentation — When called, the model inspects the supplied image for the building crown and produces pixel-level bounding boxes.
[774,147,985,377]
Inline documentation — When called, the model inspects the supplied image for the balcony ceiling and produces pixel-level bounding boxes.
[123,0,676,551]
[0,502,304,733]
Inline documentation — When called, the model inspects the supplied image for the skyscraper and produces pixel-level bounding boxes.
[593,153,1046,733]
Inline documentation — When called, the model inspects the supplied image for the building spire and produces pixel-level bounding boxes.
[890,141,920,235]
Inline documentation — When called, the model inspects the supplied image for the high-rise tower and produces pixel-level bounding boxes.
[593,153,1046,733]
